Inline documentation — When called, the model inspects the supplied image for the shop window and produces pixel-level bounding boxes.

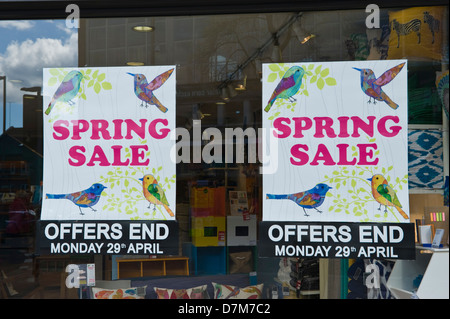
[0,4,448,300]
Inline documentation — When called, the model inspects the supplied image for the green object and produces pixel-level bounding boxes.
[340,259,349,299]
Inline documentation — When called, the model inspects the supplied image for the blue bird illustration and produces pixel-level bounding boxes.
[127,68,174,113]
[266,183,332,216]
[353,62,405,110]
[45,70,83,115]
[46,183,107,215]
[264,66,305,112]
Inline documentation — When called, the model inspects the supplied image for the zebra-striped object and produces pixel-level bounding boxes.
[391,18,421,48]
[423,11,440,44]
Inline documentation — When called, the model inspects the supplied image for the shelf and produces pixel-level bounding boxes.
[416,245,449,252]
[116,257,189,279]
[300,290,320,296]
[165,259,191,276]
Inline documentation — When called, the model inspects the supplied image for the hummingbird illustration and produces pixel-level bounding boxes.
[127,68,174,113]
[266,183,332,216]
[45,70,83,115]
[368,174,408,220]
[140,174,174,217]
[45,183,107,215]
[353,62,405,110]
[264,66,305,112]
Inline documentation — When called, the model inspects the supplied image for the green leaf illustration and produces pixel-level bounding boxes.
[102,82,112,90]
[320,68,329,77]
[48,77,57,86]
[269,64,281,72]
[94,82,101,94]
[325,77,337,86]
[317,77,325,90]
[315,65,322,74]
[268,73,278,82]
[97,73,105,82]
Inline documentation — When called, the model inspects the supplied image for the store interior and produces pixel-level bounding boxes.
[0,5,448,299]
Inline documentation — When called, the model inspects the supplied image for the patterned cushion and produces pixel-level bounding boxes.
[408,129,443,190]
[212,282,263,299]
[154,285,209,299]
[388,6,445,60]
[92,287,145,299]
[131,273,250,299]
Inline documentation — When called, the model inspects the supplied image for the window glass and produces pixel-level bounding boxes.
[0,6,448,299]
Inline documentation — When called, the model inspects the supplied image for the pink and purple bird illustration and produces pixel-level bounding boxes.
[45,70,83,115]
[353,62,405,110]
[266,183,332,217]
[264,66,305,112]
[127,68,174,113]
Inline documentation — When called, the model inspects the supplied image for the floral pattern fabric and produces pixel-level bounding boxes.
[212,282,263,299]
[154,285,209,299]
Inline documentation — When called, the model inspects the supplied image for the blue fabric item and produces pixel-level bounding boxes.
[408,129,444,190]
[444,176,449,206]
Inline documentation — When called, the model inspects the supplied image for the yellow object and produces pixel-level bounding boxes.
[191,216,226,247]
[388,6,445,60]
[369,174,409,220]
[191,187,215,208]
[141,174,174,217]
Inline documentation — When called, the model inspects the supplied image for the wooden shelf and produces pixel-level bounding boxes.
[116,257,189,279]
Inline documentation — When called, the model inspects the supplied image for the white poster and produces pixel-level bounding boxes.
[262,60,409,223]
[41,66,176,221]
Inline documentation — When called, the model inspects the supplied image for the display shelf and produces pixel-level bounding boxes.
[116,257,189,279]
[191,216,226,247]
[299,289,320,295]
[387,246,449,299]
[226,215,257,246]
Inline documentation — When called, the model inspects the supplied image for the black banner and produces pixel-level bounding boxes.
[36,220,179,255]
[259,221,416,260]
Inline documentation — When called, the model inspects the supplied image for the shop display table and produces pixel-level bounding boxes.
[117,256,189,279]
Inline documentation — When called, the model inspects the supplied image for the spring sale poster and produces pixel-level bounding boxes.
[262,60,409,223]
[41,66,176,221]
